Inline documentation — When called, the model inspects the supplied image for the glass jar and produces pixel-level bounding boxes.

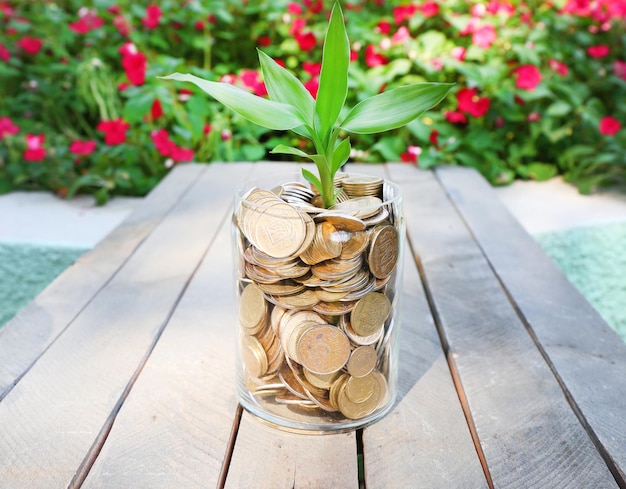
[232,171,405,433]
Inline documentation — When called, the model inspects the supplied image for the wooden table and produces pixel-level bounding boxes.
[1,162,625,488]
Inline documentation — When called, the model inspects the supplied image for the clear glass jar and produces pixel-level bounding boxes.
[232,171,405,433]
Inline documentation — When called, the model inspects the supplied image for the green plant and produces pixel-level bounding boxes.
[162,2,450,208]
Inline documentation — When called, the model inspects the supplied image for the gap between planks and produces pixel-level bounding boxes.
[431,169,626,489]
[69,187,234,488]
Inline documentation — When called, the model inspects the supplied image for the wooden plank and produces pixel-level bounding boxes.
[225,414,358,488]
[82,163,254,487]
[341,163,487,488]
[435,164,626,483]
[0,163,249,488]
[387,163,618,488]
[0,164,206,396]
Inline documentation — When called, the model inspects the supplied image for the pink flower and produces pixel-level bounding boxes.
[512,64,542,91]
[587,45,610,58]
[365,44,388,67]
[421,1,439,17]
[69,140,97,156]
[391,26,410,44]
[113,13,131,37]
[445,110,468,124]
[457,88,491,118]
[17,37,43,55]
[287,2,302,15]
[599,116,621,136]
[24,134,46,161]
[239,69,267,97]
[302,61,321,76]
[97,119,130,145]
[472,24,497,49]
[295,31,316,51]
[451,46,466,61]
[614,61,626,81]
[142,5,162,29]
[304,77,319,99]
[549,58,569,77]
[0,42,9,62]
[0,117,19,139]
[69,10,104,34]
[527,112,541,122]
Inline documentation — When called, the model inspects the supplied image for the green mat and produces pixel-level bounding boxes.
[0,243,87,327]
[536,220,626,342]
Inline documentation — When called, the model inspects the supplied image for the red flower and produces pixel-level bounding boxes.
[24,134,46,161]
[295,31,316,51]
[142,5,162,29]
[97,119,130,145]
[69,10,104,34]
[0,42,11,62]
[457,88,491,118]
[304,77,319,99]
[614,61,626,81]
[17,37,43,55]
[400,146,421,164]
[393,5,418,25]
[587,45,610,58]
[445,110,468,124]
[599,116,621,136]
[512,64,542,91]
[549,58,569,77]
[302,61,321,76]
[290,18,306,35]
[69,140,97,156]
[377,21,391,35]
[119,43,147,86]
[240,69,267,97]
[0,116,20,139]
[151,129,171,156]
[365,44,388,67]
[472,24,496,49]
[169,145,194,162]
[113,13,131,37]
[429,129,439,148]
[303,0,323,13]
[287,2,302,15]
[421,1,439,17]
[257,35,271,47]
[150,98,163,120]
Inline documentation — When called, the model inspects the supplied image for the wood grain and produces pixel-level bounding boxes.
[82,163,254,487]
[436,164,626,483]
[0,163,248,487]
[0,164,206,396]
[388,163,618,488]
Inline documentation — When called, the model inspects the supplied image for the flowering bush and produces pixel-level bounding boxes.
[1,0,625,202]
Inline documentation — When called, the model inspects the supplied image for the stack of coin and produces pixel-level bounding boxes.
[235,173,402,423]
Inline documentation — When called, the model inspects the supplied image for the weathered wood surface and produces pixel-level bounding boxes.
[435,165,626,483]
[0,161,623,488]
[387,163,619,488]
[0,164,206,397]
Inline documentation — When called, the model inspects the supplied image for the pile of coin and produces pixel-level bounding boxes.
[234,174,401,423]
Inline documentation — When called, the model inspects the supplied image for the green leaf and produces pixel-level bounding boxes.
[301,168,322,194]
[315,2,350,140]
[341,83,453,134]
[258,49,315,125]
[271,144,311,159]
[160,73,304,130]
[518,163,558,181]
[332,138,351,173]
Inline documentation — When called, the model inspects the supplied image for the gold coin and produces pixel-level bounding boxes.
[297,324,351,375]
[337,371,387,420]
[238,283,267,334]
[339,231,368,259]
[266,288,319,310]
[313,300,356,316]
[314,212,366,232]
[344,374,376,403]
[342,316,384,346]
[350,292,391,337]
[256,281,305,296]
[368,224,398,279]
[330,196,382,219]
[347,345,378,378]
[240,335,268,378]
[303,368,342,390]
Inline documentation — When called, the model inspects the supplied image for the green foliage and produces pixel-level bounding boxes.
[0,0,625,202]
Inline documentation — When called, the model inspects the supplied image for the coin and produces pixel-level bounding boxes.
[368,224,398,279]
[239,283,267,335]
[297,324,351,375]
[240,335,268,378]
[347,345,378,378]
[344,374,376,403]
[350,292,391,337]
[337,371,387,420]
[330,196,382,219]
[314,212,366,232]
[303,368,342,390]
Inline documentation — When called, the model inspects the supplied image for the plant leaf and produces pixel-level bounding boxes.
[301,168,322,194]
[341,83,453,134]
[271,144,311,159]
[315,2,349,141]
[258,49,315,125]
[332,138,351,173]
[160,73,304,130]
